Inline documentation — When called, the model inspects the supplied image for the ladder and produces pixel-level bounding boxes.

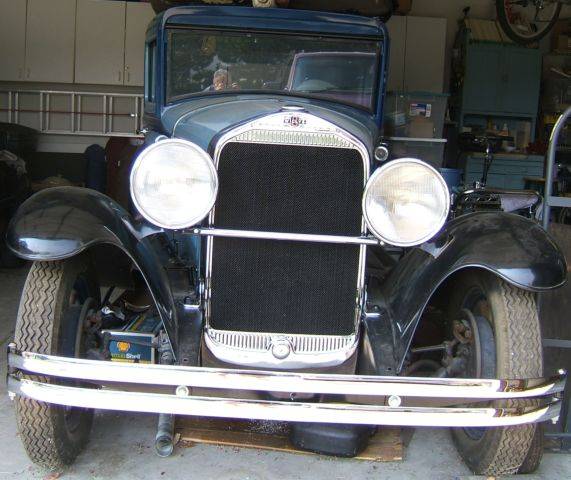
[0,88,144,138]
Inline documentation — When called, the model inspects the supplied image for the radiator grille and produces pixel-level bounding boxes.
[208,329,357,354]
[209,142,364,336]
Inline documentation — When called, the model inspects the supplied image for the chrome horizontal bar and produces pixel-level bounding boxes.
[8,351,566,400]
[7,376,561,427]
[190,227,382,246]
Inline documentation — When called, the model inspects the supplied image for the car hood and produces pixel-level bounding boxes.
[160,94,378,155]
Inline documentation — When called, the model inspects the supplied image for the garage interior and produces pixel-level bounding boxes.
[1,0,571,478]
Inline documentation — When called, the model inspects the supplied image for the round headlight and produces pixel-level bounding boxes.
[363,158,449,247]
[130,139,218,229]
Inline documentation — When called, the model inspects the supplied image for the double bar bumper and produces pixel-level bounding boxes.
[7,348,566,428]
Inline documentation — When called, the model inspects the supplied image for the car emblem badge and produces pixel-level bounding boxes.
[271,337,292,359]
[284,115,306,128]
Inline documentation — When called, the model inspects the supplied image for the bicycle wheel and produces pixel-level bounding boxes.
[496,0,561,45]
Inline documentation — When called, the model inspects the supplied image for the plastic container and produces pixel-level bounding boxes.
[383,92,449,139]
[388,138,447,169]
[440,168,463,191]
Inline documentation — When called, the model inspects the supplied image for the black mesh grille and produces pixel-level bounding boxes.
[210,142,364,336]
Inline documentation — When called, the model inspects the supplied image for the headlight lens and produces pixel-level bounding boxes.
[130,139,218,229]
[363,158,449,246]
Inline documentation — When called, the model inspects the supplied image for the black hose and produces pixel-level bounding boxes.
[403,359,441,376]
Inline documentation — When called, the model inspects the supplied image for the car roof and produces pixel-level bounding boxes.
[159,5,386,39]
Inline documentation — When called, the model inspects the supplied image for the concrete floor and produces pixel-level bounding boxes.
[1,265,570,479]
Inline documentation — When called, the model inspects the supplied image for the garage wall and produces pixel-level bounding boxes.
[2,0,568,154]
[409,0,494,62]
[405,0,564,90]
[406,1,495,91]
[0,0,153,154]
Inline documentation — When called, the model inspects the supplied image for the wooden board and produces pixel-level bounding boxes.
[465,19,502,43]
[177,417,402,462]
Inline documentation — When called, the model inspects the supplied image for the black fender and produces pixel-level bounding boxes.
[378,212,567,372]
[5,187,179,353]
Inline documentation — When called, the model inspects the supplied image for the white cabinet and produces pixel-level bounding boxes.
[75,0,127,85]
[125,2,155,86]
[404,16,446,92]
[25,0,76,83]
[0,0,27,81]
[74,0,154,86]
[385,15,447,93]
[385,15,406,92]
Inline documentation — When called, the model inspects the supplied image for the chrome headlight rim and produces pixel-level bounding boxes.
[362,157,450,247]
[130,138,219,230]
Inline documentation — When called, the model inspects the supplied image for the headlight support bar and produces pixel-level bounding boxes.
[190,227,383,246]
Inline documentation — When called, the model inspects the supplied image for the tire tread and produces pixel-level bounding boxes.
[449,273,544,476]
[482,281,542,475]
[14,261,76,470]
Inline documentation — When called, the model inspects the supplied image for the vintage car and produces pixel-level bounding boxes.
[5,5,568,476]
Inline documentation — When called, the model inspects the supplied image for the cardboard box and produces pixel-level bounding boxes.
[408,118,435,139]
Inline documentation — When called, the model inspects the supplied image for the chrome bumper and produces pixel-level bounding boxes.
[7,348,566,428]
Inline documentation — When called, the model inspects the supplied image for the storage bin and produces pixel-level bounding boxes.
[383,92,448,139]
[388,138,447,169]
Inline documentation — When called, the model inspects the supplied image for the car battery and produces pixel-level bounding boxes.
[103,311,161,364]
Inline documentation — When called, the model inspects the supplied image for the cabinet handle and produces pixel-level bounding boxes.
[127,71,130,84]
[118,71,122,83]
[18,68,22,79]
[26,68,30,79]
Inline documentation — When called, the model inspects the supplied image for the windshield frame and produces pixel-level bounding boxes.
[163,26,384,114]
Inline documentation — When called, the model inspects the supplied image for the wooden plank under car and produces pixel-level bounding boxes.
[177,417,403,461]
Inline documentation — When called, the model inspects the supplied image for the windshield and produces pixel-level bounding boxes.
[166,28,381,111]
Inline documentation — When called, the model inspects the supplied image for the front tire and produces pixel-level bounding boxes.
[448,271,543,475]
[14,258,99,470]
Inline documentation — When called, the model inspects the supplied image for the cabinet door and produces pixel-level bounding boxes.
[462,45,503,113]
[404,16,446,93]
[124,2,155,86]
[0,0,27,81]
[25,0,76,83]
[75,0,127,85]
[385,15,406,92]
[501,49,541,115]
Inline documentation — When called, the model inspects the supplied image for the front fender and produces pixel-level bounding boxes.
[378,212,566,371]
[5,187,178,353]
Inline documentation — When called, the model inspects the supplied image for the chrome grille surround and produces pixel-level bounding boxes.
[205,328,358,369]
[205,111,370,369]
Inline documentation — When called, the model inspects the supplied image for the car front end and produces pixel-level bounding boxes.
[5,5,568,474]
